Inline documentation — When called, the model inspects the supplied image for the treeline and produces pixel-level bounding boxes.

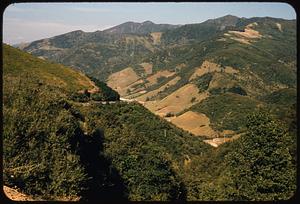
[70,76,120,102]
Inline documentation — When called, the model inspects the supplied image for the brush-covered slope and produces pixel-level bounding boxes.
[19,21,179,80]
[17,15,296,141]
[3,44,214,201]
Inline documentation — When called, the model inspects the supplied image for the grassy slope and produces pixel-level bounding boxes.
[3,44,94,92]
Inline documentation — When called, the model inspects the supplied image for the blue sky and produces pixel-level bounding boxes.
[3,2,296,45]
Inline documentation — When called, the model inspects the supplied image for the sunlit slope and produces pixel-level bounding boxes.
[3,44,94,92]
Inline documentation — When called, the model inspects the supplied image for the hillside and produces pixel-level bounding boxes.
[3,14,297,201]
[3,44,95,92]
[103,20,180,35]
[17,15,296,142]
[3,44,214,201]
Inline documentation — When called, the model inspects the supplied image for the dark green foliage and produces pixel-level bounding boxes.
[260,88,296,105]
[3,44,123,200]
[3,78,88,199]
[194,73,213,92]
[227,86,247,96]
[165,112,175,117]
[209,86,247,96]
[157,76,167,83]
[190,93,260,131]
[223,112,296,200]
[78,102,212,200]
[70,90,91,102]
[161,15,238,44]
[88,76,120,101]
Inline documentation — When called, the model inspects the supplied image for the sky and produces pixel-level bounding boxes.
[3,2,296,45]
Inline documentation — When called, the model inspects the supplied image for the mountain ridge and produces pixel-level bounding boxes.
[16,15,296,142]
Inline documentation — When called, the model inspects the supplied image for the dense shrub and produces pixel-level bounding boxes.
[222,112,296,200]
[88,76,120,101]
[3,80,88,199]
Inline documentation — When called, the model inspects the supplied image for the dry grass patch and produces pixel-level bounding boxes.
[150,32,162,44]
[145,70,176,87]
[208,73,236,90]
[144,84,208,116]
[189,60,239,81]
[170,111,217,138]
[136,76,181,101]
[140,62,153,75]
[224,66,239,74]
[107,67,140,96]
[225,22,262,44]
[190,61,222,80]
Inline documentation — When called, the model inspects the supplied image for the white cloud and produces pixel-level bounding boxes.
[3,17,112,45]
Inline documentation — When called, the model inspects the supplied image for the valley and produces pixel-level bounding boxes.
[3,13,297,201]
[17,15,297,146]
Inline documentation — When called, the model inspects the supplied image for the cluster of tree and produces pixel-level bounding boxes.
[70,76,120,102]
[88,76,120,101]
[181,111,296,201]
[194,73,213,92]
[209,86,247,96]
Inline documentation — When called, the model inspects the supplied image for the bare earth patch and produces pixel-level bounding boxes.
[228,28,261,39]
[276,23,282,32]
[170,111,217,138]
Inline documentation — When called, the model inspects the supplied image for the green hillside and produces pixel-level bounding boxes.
[3,44,214,200]
[6,14,297,201]
[16,15,296,138]
[3,44,94,92]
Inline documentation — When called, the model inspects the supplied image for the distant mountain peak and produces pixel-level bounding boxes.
[142,20,154,25]
[102,20,179,35]
[221,14,239,19]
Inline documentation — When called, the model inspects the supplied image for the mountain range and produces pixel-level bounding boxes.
[17,14,296,144]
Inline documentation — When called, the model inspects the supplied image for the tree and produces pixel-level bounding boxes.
[223,111,296,200]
